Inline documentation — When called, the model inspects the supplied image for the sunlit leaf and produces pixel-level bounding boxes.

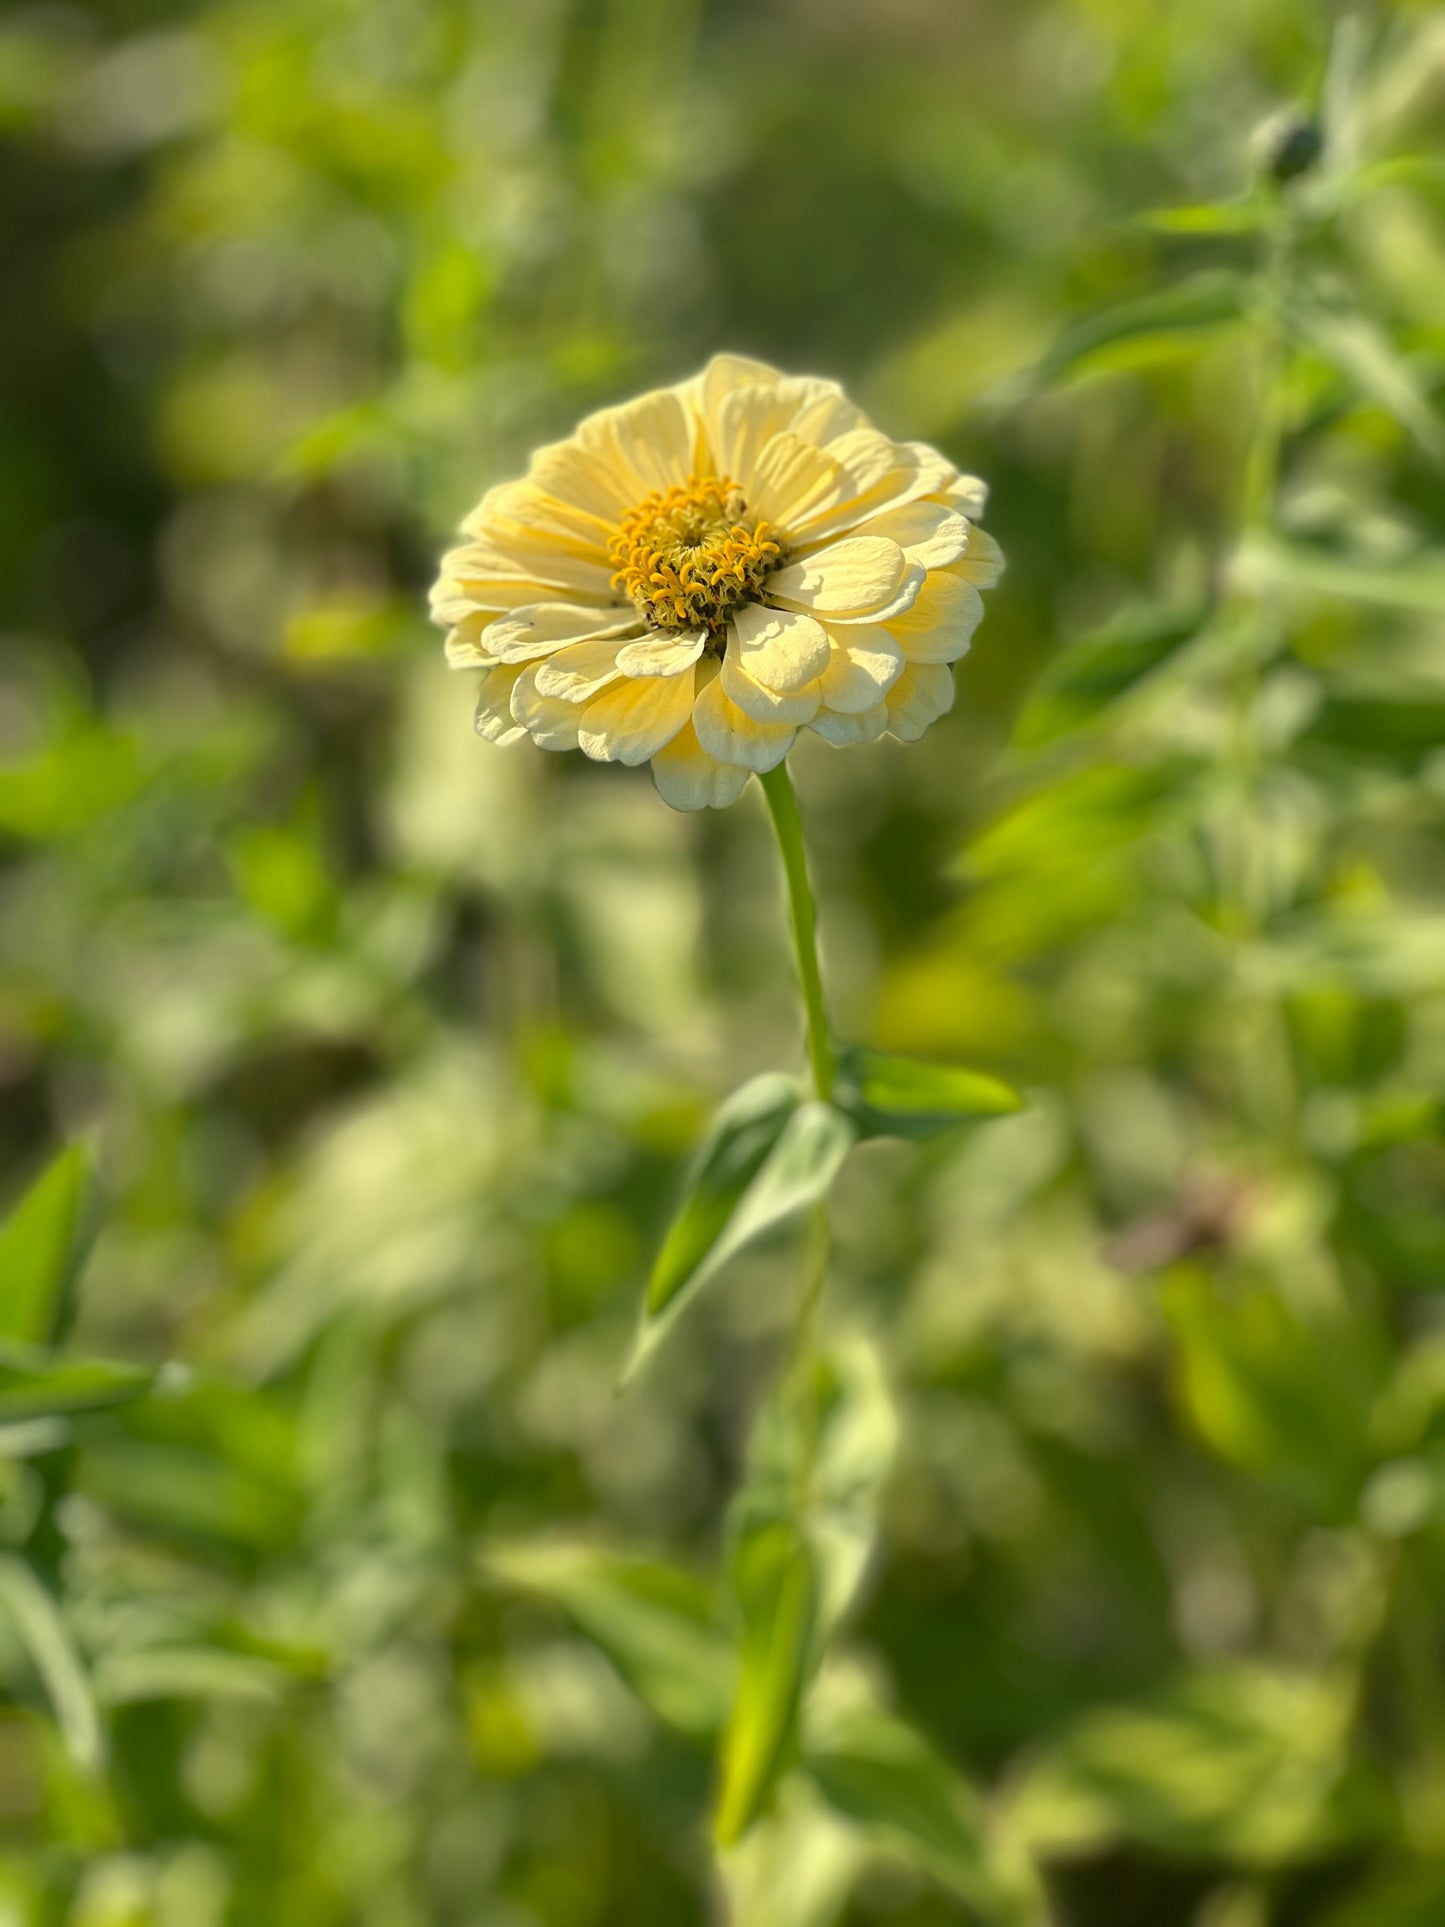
[629,1081,854,1378]
[1010,272,1248,394]
[836,1047,1022,1142]
[0,1345,154,1424]
[0,1144,94,1347]
[484,1540,730,1738]
[807,1700,1047,1924]
[1291,299,1445,464]
[1013,602,1208,748]
[714,1517,819,1847]
[1008,1664,1387,1864]
[1136,199,1269,236]
[1232,537,1445,615]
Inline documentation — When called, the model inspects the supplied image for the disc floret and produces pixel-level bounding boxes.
[610,474,783,637]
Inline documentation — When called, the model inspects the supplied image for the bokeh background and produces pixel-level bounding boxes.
[3,0,1445,1921]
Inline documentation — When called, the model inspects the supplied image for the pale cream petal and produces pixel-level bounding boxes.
[885,661,956,741]
[886,569,984,663]
[788,434,957,545]
[528,436,638,522]
[692,670,795,773]
[577,667,695,765]
[852,501,970,570]
[443,609,502,667]
[614,631,707,679]
[438,535,615,606]
[511,665,582,750]
[940,473,989,519]
[651,717,753,812]
[809,704,888,747]
[815,623,905,712]
[577,386,698,497]
[712,377,862,486]
[465,479,614,559]
[534,637,626,701]
[484,602,638,665]
[820,562,925,626]
[473,665,529,745]
[721,632,821,725]
[766,536,907,618]
[745,433,852,529]
[953,524,1005,590]
[731,602,831,693]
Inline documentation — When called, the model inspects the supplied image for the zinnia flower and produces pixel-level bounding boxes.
[431,355,1002,810]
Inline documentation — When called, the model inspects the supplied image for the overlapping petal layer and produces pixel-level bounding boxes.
[431,356,1000,809]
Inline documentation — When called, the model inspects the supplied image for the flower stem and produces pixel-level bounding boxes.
[758,761,835,1102]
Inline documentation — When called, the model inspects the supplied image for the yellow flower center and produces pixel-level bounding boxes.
[609,475,783,637]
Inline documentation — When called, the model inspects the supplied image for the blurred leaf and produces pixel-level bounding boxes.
[0,1144,94,1347]
[484,1540,730,1738]
[0,1556,103,1773]
[1008,1664,1386,1863]
[1011,272,1247,393]
[715,1516,819,1847]
[1013,602,1208,748]
[836,1046,1022,1142]
[1136,199,1269,235]
[1233,537,1445,614]
[1292,299,1445,464]
[94,1646,287,1707]
[630,1080,853,1377]
[806,1700,1047,1925]
[0,1346,154,1424]
[1164,1269,1376,1520]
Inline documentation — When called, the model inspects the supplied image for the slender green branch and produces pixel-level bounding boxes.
[758,761,836,1102]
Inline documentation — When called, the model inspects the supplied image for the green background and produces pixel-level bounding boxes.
[2,0,1444,1920]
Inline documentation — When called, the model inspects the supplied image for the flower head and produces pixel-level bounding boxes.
[431,356,1002,809]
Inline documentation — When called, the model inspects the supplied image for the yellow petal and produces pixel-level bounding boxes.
[766,536,908,618]
[887,569,984,664]
[721,632,821,725]
[485,602,638,665]
[816,624,904,712]
[577,387,698,497]
[465,480,614,559]
[712,377,861,486]
[745,433,852,529]
[692,670,795,773]
[511,665,583,750]
[852,501,970,570]
[809,704,888,747]
[953,524,1005,590]
[614,631,707,678]
[941,474,989,519]
[577,667,696,765]
[534,638,626,701]
[731,602,831,693]
[884,661,955,741]
[651,718,753,811]
[473,665,529,745]
[528,436,638,522]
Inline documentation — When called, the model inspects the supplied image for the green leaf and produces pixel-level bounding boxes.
[629,1080,854,1377]
[1135,199,1269,236]
[0,1145,95,1348]
[837,1048,1022,1142]
[1232,537,1445,616]
[646,1074,801,1320]
[0,1556,104,1772]
[483,1540,731,1738]
[714,1517,819,1847]
[1009,272,1248,395]
[0,1345,155,1424]
[1291,299,1445,464]
[1013,602,1207,748]
[1164,1269,1376,1521]
[1007,1663,1387,1865]
[806,1701,1047,1925]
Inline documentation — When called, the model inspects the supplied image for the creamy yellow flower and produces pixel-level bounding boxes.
[431,355,1002,810]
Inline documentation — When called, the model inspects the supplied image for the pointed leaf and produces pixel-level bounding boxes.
[806,1702,1047,1924]
[1014,602,1207,747]
[0,1145,95,1347]
[1008,272,1248,395]
[837,1048,1022,1142]
[0,1344,155,1424]
[630,1085,854,1377]
[483,1540,731,1737]
[0,1556,104,1772]
[715,1518,819,1847]
[646,1074,801,1320]
[1291,299,1445,464]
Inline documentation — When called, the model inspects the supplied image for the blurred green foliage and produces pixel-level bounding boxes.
[2,0,1445,1921]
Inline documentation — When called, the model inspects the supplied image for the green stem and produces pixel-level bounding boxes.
[758,761,836,1102]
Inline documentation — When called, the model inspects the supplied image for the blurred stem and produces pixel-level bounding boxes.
[758,762,835,1102]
